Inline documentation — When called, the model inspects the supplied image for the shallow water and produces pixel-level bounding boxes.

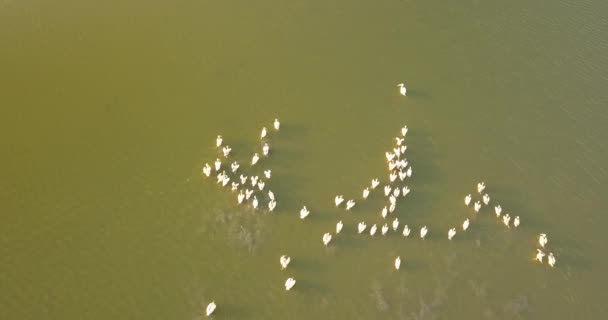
[1,0,607,319]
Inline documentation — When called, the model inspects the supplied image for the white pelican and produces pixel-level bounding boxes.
[395,256,401,270]
[231,182,239,191]
[393,188,401,197]
[216,135,222,148]
[394,147,401,158]
[535,249,545,263]
[206,301,217,317]
[268,200,276,211]
[362,188,370,199]
[280,255,290,270]
[346,200,355,210]
[381,224,389,235]
[388,161,397,171]
[389,203,396,213]
[216,171,225,184]
[398,170,407,181]
[273,118,280,130]
[237,191,245,204]
[336,221,343,234]
[389,172,398,182]
[396,137,404,145]
[386,152,396,162]
[494,205,502,217]
[221,176,230,187]
[268,190,275,201]
[222,145,231,157]
[539,234,548,248]
[260,127,267,139]
[401,125,408,136]
[389,195,397,206]
[406,166,412,177]
[203,163,211,177]
[402,186,410,197]
[245,189,253,200]
[257,180,265,191]
[392,218,399,231]
[262,143,270,156]
[264,169,271,179]
[513,216,520,228]
[482,194,490,205]
[502,214,511,227]
[371,179,380,189]
[548,253,556,267]
[358,222,367,234]
[420,226,428,239]
[252,196,258,209]
[464,194,472,206]
[214,158,221,171]
[285,277,296,291]
[322,233,332,246]
[400,145,407,154]
[250,175,259,187]
[370,224,378,236]
[384,185,392,197]
[334,195,344,207]
[251,153,260,165]
[231,161,239,173]
[240,174,247,184]
[462,219,470,231]
[448,228,456,240]
[474,201,481,212]
[397,83,407,96]
[300,206,310,219]
[402,225,411,237]
[477,182,486,194]
[381,206,388,219]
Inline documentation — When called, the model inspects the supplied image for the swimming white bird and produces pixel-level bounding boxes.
[396,137,404,145]
[381,224,389,235]
[502,214,511,227]
[268,200,276,211]
[222,145,231,157]
[394,256,401,270]
[389,195,397,206]
[251,153,260,165]
[548,253,556,267]
[358,222,367,234]
[231,182,239,191]
[381,206,388,219]
[335,195,344,207]
[401,125,408,136]
[214,158,221,171]
[400,145,407,154]
[535,249,545,263]
[398,170,407,181]
[273,118,280,130]
[370,224,378,236]
[206,301,217,317]
[221,176,230,187]
[262,143,270,156]
[252,196,258,209]
[250,175,259,187]
[402,186,410,197]
[216,135,222,148]
[322,233,332,246]
[231,161,239,173]
[300,206,310,219]
[462,219,470,231]
[539,234,548,248]
[216,171,225,184]
[345,200,355,210]
[336,221,343,234]
[362,188,370,199]
[371,179,380,189]
[464,194,472,206]
[237,191,245,204]
[448,228,456,240]
[477,182,486,194]
[482,194,490,205]
[402,225,411,237]
[257,180,265,191]
[280,255,290,270]
[392,218,399,231]
[406,166,412,177]
[264,169,271,179]
[203,163,211,177]
[394,147,401,158]
[513,216,520,228]
[260,127,267,139]
[285,277,296,291]
[397,83,407,96]
[393,188,401,197]
[268,190,275,201]
[494,205,502,217]
[384,186,392,197]
[386,152,396,162]
[474,201,482,212]
[245,189,253,200]
[420,226,428,239]
[388,161,397,171]
[389,172,398,182]
[240,174,247,184]
[389,203,396,213]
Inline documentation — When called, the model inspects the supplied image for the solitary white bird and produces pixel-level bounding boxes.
[535,249,545,263]
[381,224,389,235]
[401,125,408,136]
[384,186,392,197]
[285,278,296,291]
[362,188,370,199]
[262,143,270,156]
[371,179,380,189]
[268,190,275,201]
[237,191,245,204]
[503,214,511,227]
[398,170,407,181]
[336,221,343,234]
[482,194,490,205]
[346,200,355,210]
[402,186,410,197]
[206,301,217,317]
[389,195,397,206]
[322,233,332,246]
[539,234,548,248]
[231,182,239,191]
[396,137,404,145]
[216,135,222,148]
[462,219,470,231]
[548,253,556,267]
[402,225,411,237]
[358,222,367,234]
[264,169,271,179]
[406,166,412,177]
[474,201,482,213]
[448,228,456,240]
[381,206,388,219]
[394,256,401,270]
[370,224,378,236]
[273,118,280,130]
[251,153,260,165]
[214,158,221,171]
[389,172,398,182]
[389,203,396,213]
[250,175,259,187]
[280,255,291,270]
[268,200,276,211]
[260,127,267,139]
[335,195,344,207]
[386,152,396,162]
[245,189,254,200]
[420,226,428,239]
[477,182,486,194]
[203,163,211,177]
[231,161,239,173]
[222,145,231,157]
[240,174,248,184]
[464,194,472,206]
[252,196,258,209]
[397,83,407,96]
[392,218,399,231]
[494,205,502,217]
[257,180,265,191]
[300,206,310,219]
[513,216,520,228]
[393,188,401,198]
